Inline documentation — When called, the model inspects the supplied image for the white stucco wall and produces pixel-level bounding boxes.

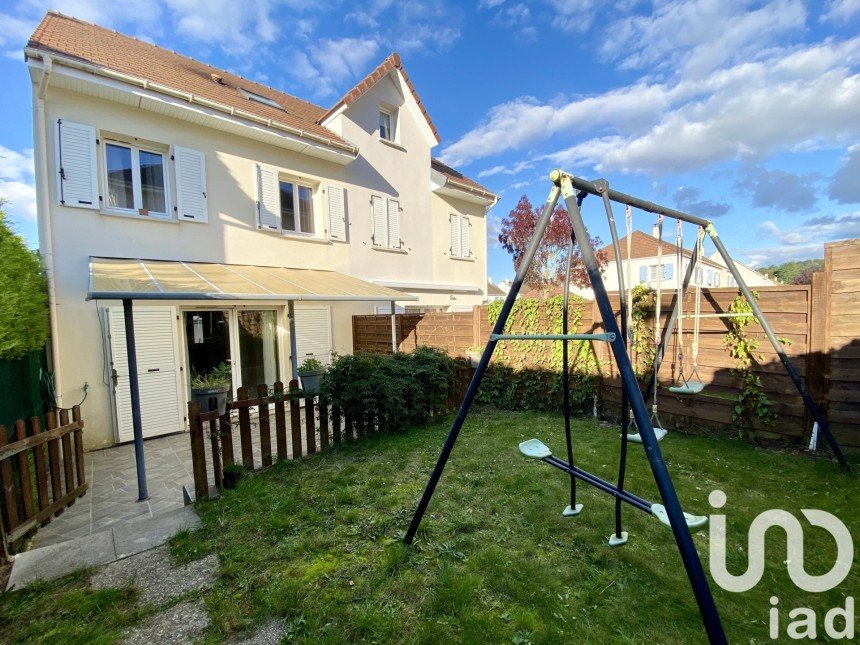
[34,69,490,448]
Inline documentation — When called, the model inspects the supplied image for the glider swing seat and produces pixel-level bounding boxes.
[404,170,849,645]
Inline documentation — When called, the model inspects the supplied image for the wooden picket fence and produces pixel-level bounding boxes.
[0,407,87,561]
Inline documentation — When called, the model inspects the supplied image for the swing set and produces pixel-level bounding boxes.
[403,170,849,644]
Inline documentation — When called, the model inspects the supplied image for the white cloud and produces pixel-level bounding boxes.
[0,145,37,224]
[601,0,807,79]
[442,37,860,175]
[749,212,860,264]
[822,0,860,22]
[829,146,860,204]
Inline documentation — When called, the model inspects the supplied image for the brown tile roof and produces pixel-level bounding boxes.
[601,231,723,269]
[27,12,353,150]
[320,53,441,144]
[487,281,505,296]
[431,158,496,199]
[26,12,490,193]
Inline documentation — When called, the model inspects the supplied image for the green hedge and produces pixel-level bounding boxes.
[321,346,457,433]
[476,364,595,415]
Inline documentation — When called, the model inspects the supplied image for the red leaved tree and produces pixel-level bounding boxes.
[498,195,608,296]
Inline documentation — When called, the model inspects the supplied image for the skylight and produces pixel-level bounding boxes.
[239,88,282,110]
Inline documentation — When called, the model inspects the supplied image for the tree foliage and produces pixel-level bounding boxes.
[498,195,608,296]
[758,258,823,285]
[0,207,48,360]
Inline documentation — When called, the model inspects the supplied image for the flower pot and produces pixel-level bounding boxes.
[191,384,230,415]
[297,368,325,395]
[467,351,482,368]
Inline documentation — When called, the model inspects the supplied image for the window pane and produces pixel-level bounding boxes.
[280,181,295,230]
[379,111,391,140]
[298,186,314,234]
[106,144,134,209]
[238,310,279,389]
[139,150,166,214]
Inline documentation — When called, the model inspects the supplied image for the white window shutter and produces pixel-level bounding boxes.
[56,119,98,209]
[387,199,400,249]
[450,214,461,257]
[460,215,470,258]
[174,146,207,222]
[371,195,387,247]
[327,185,346,241]
[255,164,280,231]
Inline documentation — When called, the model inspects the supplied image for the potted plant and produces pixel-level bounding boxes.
[297,357,325,394]
[222,463,243,490]
[466,345,483,368]
[190,361,232,415]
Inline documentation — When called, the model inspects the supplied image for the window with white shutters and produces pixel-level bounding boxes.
[327,185,346,241]
[55,120,99,209]
[370,194,401,249]
[255,164,281,231]
[174,146,207,222]
[450,213,471,258]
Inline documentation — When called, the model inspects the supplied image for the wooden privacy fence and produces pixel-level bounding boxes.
[0,407,87,561]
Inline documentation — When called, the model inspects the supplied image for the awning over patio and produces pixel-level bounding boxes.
[87,257,417,302]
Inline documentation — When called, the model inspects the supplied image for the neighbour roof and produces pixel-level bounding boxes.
[487,281,505,296]
[431,158,495,199]
[28,12,353,149]
[320,53,441,144]
[601,231,723,269]
[87,258,416,302]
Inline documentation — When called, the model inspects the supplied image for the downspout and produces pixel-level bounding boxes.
[33,56,63,404]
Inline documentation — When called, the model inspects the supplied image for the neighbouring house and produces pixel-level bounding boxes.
[25,12,497,449]
[597,229,775,294]
[486,280,505,302]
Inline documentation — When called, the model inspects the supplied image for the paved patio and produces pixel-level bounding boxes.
[31,405,322,549]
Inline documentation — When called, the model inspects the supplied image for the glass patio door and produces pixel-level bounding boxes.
[184,310,233,391]
[236,310,280,389]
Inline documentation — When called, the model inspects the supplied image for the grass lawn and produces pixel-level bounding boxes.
[2,410,857,643]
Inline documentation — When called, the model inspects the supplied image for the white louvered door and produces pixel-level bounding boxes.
[55,119,99,209]
[174,146,208,221]
[108,307,184,442]
[294,307,333,367]
[255,164,281,231]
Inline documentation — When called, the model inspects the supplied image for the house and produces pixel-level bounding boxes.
[598,229,775,293]
[486,280,506,302]
[25,12,497,449]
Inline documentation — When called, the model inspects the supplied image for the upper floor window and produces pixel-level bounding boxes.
[379,107,398,142]
[450,213,471,259]
[640,263,673,282]
[279,180,315,235]
[371,194,401,249]
[54,119,207,221]
[105,141,168,217]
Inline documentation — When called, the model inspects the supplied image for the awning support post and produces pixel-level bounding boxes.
[288,300,298,380]
[122,298,148,501]
[390,301,398,353]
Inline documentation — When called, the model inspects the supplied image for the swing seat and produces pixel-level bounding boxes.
[519,438,552,459]
[650,504,708,531]
[626,426,668,444]
[668,381,705,395]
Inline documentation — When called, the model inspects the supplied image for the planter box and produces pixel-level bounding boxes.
[297,369,325,395]
[191,385,230,415]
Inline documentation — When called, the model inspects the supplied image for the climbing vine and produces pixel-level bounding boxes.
[723,291,776,439]
[483,296,599,412]
[630,284,656,379]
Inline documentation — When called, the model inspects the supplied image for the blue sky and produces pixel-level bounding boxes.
[0,0,858,282]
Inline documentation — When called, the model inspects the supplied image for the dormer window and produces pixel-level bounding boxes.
[240,88,282,110]
[379,108,394,141]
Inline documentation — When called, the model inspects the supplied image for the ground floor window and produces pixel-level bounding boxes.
[237,310,279,388]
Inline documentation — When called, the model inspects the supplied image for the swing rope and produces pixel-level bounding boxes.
[669,224,705,395]
[651,215,664,429]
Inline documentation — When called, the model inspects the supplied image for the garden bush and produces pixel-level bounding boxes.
[476,364,595,415]
[321,346,457,433]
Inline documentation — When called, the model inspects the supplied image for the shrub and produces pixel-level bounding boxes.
[476,364,595,415]
[321,346,457,433]
[0,209,48,360]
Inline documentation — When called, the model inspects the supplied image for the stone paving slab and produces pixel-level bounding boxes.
[121,599,210,645]
[232,619,288,644]
[91,545,217,605]
[6,506,200,590]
